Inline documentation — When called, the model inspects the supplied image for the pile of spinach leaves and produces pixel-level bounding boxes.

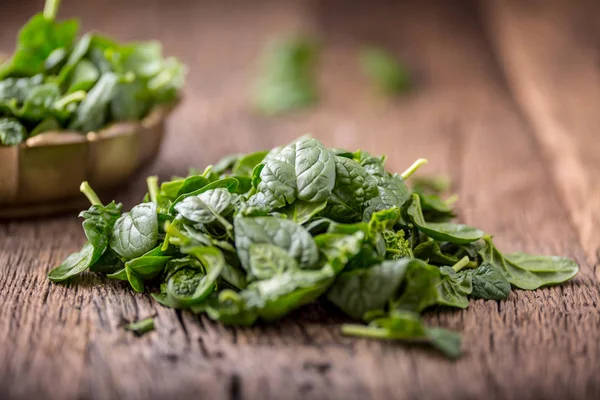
[49,136,579,358]
[0,0,185,146]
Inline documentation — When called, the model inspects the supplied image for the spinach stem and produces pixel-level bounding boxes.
[80,181,102,206]
[451,256,470,272]
[400,158,428,180]
[341,324,391,339]
[146,176,159,203]
[43,0,60,20]
[161,233,171,251]
[164,220,187,241]
[125,317,155,336]
[54,90,86,110]
[445,194,459,206]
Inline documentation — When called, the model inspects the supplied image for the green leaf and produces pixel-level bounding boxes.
[169,178,239,213]
[49,200,122,282]
[342,311,461,359]
[243,266,335,321]
[29,117,60,137]
[326,156,379,222]
[436,266,472,308]
[115,41,163,77]
[68,72,119,132]
[166,246,225,308]
[10,83,61,123]
[360,47,410,95]
[364,173,410,221]
[0,118,27,145]
[232,150,269,177]
[48,242,94,282]
[110,79,150,121]
[248,243,299,280]
[413,241,458,265]
[474,236,578,290]
[89,249,123,274]
[252,137,336,208]
[504,252,579,289]
[327,259,407,320]
[146,56,186,103]
[67,59,99,93]
[254,37,318,115]
[110,202,158,259]
[392,259,441,313]
[57,33,93,84]
[314,231,365,273]
[407,194,483,244]
[279,199,327,224]
[174,188,235,225]
[234,216,319,272]
[0,14,79,79]
[464,261,511,300]
[43,48,67,73]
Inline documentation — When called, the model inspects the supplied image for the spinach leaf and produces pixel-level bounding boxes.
[392,259,441,313]
[248,243,299,280]
[89,249,123,274]
[67,59,99,93]
[166,246,224,308]
[279,199,327,224]
[174,188,235,225]
[474,236,577,290]
[504,252,579,289]
[57,33,92,84]
[314,231,365,273]
[10,83,61,123]
[234,216,319,272]
[436,266,472,309]
[326,156,379,222]
[360,47,410,95]
[68,72,118,132]
[169,178,239,212]
[364,173,410,221]
[49,184,122,282]
[342,311,461,359]
[464,261,511,300]
[232,150,269,177]
[413,240,458,265]
[407,194,484,244]
[48,242,95,282]
[110,202,158,259]
[327,259,407,320]
[252,136,336,208]
[243,266,335,321]
[254,37,318,115]
[0,12,78,79]
[0,118,27,145]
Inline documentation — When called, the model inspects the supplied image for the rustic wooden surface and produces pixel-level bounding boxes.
[1,0,599,399]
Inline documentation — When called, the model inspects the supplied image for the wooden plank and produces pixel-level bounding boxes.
[0,1,598,399]
[484,0,600,263]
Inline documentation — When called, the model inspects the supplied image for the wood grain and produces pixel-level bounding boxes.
[1,1,598,399]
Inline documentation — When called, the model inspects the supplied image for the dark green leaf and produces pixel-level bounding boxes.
[327,259,407,320]
[234,216,319,272]
[0,118,26,145]
[436,266,472,309]
[110,202,158,259]
[407,194,483,244]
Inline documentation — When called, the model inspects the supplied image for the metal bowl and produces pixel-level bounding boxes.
[0,104,175,218]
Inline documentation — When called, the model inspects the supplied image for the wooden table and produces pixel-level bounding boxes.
[1,1,599,399]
